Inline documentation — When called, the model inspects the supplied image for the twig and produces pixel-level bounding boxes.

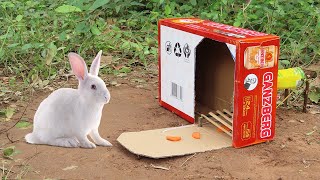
[276,91,295,108]
[5,165,14,180]
[0,167,15,174]
[150,164,170,171]
[303,80,309,113]
[243,0,252,11]
[0,99,31,134]
[284,89,289,107]
[180,153,197,167]
[305,159,320,162]
[15,147,41,179]
[6,132,20,143]
[21,148,41,166]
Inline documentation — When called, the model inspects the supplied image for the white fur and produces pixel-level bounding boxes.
[25,50,112,148]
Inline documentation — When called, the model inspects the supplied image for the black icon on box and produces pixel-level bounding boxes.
[174,43,182,57]
[165,41,172,54]
[183,43,191,58]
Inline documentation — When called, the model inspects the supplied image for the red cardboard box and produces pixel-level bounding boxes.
[158,18,280,148]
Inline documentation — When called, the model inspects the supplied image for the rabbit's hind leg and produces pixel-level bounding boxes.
[48,137,79,148]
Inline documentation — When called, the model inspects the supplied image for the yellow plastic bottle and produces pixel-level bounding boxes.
[277,67,305,89]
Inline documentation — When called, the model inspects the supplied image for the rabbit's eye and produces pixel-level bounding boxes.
[91,84,96,90]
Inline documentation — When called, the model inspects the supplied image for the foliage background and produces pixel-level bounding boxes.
[0,0,319,91]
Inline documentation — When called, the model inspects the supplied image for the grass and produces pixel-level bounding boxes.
[0,0,319,101]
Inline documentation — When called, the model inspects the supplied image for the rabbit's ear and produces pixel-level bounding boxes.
[68,52,88,81]
[90,50,102,76]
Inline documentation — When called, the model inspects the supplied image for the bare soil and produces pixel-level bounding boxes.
[1,75,320,180]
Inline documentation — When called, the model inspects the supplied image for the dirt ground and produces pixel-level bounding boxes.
[0,74,320,180]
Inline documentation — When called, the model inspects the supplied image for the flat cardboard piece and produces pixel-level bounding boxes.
[117,123,232,159]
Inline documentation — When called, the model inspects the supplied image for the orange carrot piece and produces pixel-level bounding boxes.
[166,136,181,141]
[192,132,201,139]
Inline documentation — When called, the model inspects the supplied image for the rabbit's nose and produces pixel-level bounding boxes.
[105,96,110,103]
[104,91,110,103]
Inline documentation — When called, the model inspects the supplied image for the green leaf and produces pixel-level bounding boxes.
[3,146,15,157]
[21,43,33,51]
[121,41,130,49]
[233,21,241,27]
[5,108,15,119]
[280,60,290,66]
[90,25,101,35]
[46,43,57,65]
[55,5,82,13]
[0,49,3,59]
[8,43,20,48]
[119,66,131,73]
[115,5,121,14]
[89,0,110,11]
[75,22,90,33]
[221,0,228,4]
[190,0,197,6]
[15,15,23,22]
[308,91,320,103]
[42,80,50,86]
[130,2,145,6]
[15,121,32,129]
[165,5,171,15]
[59,32,68,41]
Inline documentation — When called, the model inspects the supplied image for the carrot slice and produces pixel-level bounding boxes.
[166,136,181,141]
[192,132,201,139]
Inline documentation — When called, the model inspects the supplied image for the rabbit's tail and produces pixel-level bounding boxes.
[25,133,39,144]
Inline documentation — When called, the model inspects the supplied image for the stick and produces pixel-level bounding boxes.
[284,89,289,107]
[0,167,15,173]
[4,165,14,180]
[15,148,41,179]
[198,116,203,127]
[223,109,233,117]
[201,115,232,137]
[276,91,295,108]
[208,112,232,130]
[150,164,170,171]
[216,110,233,124]
[303,80,309,113]
[6,133,20,143]
[180,153,197,167]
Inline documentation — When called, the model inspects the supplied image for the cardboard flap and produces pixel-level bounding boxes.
[117,124,232,159]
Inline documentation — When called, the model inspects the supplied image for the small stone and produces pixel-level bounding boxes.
[287,137,293,141]
[299,120,305,123]
[111,81,118,86]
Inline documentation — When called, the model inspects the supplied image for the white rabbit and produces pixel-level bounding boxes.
[25,50,112,148]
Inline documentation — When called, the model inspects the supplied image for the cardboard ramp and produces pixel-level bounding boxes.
[117,123,232,159]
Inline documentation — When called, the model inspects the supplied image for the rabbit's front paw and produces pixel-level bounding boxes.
[80,141,96,149]
[66,138,80,147]
[96,139,112,147]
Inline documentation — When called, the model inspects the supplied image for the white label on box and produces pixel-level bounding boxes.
[160,25,203,118]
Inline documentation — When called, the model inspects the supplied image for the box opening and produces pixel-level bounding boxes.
[195,38,235,116]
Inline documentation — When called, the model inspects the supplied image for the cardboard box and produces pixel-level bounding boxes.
[117,18,280,158]
[158,18,279,148]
